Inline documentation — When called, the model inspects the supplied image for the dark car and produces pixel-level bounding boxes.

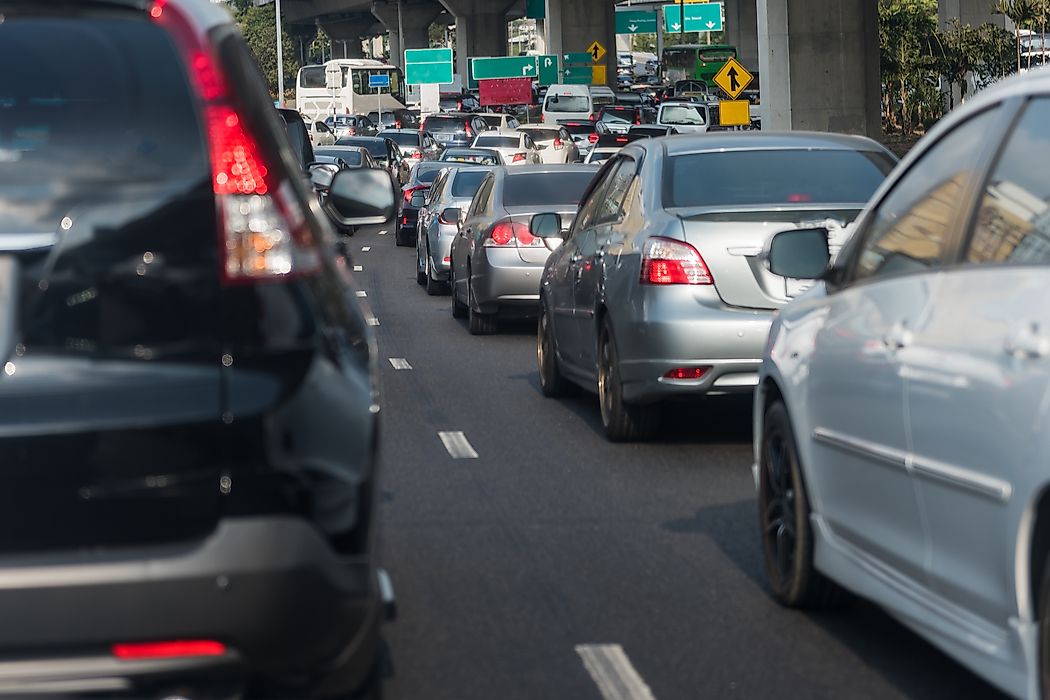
[0,1,397,698]
[421,112,490,148]
[324,113,379,139]
[335,135,411,186]
[438,92,481,112]
[314,145,380,170]
[599,105,656,128]
[367,108,419,130]
[397,160,462,246]
[378,128,443,166]
[558,119,601,159]
[614,91,643,106]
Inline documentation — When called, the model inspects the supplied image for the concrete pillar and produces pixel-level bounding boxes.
[725,0,759,71]
[757,0,880,137]
[318,13,372,58]
[544,0,617,87]
[440,0,516,81]
[939,0,1012,28]
[373,0,443,68]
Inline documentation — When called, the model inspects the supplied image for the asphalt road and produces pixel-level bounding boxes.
[346,223,1007,700]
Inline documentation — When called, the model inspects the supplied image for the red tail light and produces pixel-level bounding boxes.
[465,123,474,138]
[640,237,713,285]
[395,120,402,129]
[664,367,710,380]
[587,133,599,144]
[589,113,597,121]
[457,100,463,111]
[348,127,357,136]
[553,138,564,150]
[411,150,423,159]
[616,136,628,144]
[113,640,226,660]
[485,219,539,247]
[153,0,318,285]
[512,153,526,162]
[635,115,641,125]
[403,185,427,203]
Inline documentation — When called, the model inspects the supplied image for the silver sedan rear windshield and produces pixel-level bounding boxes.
[503,171,597,207]
[666,149,894,208]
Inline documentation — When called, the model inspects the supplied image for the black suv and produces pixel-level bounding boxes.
[421,112,490,148]
[0,1,395,697]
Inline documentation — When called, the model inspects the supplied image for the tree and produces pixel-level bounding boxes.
[995,0,1037,70]
[231,3,300,102]
[879,0,938,132]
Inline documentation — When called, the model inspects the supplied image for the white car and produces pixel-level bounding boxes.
[656,101,710,134]
[584,146,619,164]
[476,112,521,131]
[470,129,542,165]
[307,119,336,146]
[516,124,579,164]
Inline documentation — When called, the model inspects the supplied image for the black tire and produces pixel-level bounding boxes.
[468,282,497,335]
[537,302,571,398]
[450,267,467,319]
[1040,556,1050,700]
[425,267,445,296]
[394,228,410,247]
[415,255,426,285]
[758,400,846,608]
[597,320,658,441]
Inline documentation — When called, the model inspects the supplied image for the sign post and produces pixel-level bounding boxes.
[712,57,754,127]
[368,73,391,128]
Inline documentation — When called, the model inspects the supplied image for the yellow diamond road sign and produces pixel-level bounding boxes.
[587,41,607,64]
[713,57,753,100]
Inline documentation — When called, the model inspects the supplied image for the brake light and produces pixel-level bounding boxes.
[457,100,463,111]
[640,237,713,285]
[403,185,426,203]
[616,136,628,144]
[635,115,641,125]
[553,138,564,150]
[664,367,709,380]
[154,0,318,285]
[113,640,226,660]
[512,153,526,162]
[465,123,474,138]
[395,120,402,129]
[485,219,539,247]
[412,150,423,159]
[588,133,599,144]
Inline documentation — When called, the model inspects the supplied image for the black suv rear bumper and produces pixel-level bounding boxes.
[0,517,382,697]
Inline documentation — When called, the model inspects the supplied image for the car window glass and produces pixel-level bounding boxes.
[966,99,1050,264]
[852,107,999,282]
[574,163,618,234]
[594,159,636,225]
[468,177,493,219]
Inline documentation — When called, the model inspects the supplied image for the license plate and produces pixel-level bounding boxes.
[435,133,452,142]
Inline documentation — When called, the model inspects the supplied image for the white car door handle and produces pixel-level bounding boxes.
[1005,323,1050,359]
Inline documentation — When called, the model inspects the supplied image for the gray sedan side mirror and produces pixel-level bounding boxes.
[440,207,461,224]
[530,213,562,238]
[327,168,397,226]
[410,191,427,208]
[766,228,831,280]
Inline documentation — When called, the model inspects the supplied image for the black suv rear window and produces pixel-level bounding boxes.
[425,117,467,132]
[0,15,207,234]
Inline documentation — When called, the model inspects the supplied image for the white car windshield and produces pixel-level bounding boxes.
[661,105,705,125]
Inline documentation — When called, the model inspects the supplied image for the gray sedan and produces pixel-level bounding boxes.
[416,165,493,295]
[532,133,895,441]
[755,68,1050,699]
[450,165,599,335]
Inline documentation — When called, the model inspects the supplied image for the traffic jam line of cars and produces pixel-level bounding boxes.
[6,0,1050,698]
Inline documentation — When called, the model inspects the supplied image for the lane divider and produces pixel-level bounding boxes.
[356,291,367,298]
[354,265,363,272]
[388,358,412,370]
[362,246,372,252]
[576,645,657,700]
[378,230,388,235]
[438,431,478,459]
[367,317,380,326]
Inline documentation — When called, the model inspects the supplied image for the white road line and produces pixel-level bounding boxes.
[356,291,367,297]
[353,265,363,272]
[362,246,372,252]
[378,229,388,235]
[388,357,412,370]
[576,645,657,700]
[367,317,380,326]
[438,431,479,459]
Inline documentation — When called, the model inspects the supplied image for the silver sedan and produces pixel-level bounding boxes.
[450,165,599,335]
[415,165,493,295]
[532,133,895,441]
[755,68,1050,699]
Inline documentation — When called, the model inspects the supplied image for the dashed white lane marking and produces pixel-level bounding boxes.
[367,317,380,326]
[438,431,478,459]
[353,265,364,272]
[362,246,372,252]
[356,291,367,297]
[576,645,657,700]
[378,230,388,235]
[388,358,412,370]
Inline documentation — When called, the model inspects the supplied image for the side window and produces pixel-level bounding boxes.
[573,162,619,234]
[851,107,1000,282]
[593,158,636,225]
[524,134,536,150]
[509,117,520,129]
[468,177,493,219]
[966,98,1050,264]
[560,128,571,142]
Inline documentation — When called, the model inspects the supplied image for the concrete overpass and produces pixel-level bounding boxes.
[281,0,1012,138]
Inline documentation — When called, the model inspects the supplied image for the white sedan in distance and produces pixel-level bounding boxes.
[470,129,542,165]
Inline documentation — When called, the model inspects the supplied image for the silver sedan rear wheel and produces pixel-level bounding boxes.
[538,303,570,397]
[597,321,657,442]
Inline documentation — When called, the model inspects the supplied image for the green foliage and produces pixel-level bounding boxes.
[229,3,303,102]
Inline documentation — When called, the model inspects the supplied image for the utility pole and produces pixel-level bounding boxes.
[397,0,405,66]
[275,0,285,106]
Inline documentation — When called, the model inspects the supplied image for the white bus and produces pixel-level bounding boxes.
[295,59,406,123]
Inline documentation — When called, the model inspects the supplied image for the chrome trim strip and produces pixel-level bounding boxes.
[812,427,908,471]
[910,454,1012,503]
[0,233,57,252]
[813,427,1011,503]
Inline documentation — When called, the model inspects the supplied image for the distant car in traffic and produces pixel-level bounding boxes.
[516,124,581,164]
[335,135,410,186]
[0,1,397,697]
[450,165,600,334]
[308,119,337,146]
[397,160,462,246]
[324,113,379,139]
[439,92,481,113]
[558,119,600,161]
[476,111,521,130]
[753,68,1050,700]
[439,147,506,166]
[656,100,711,133]
[367,108,418,130]
[378,128,443,168]
[471,129,543,165]
[422,112,490,148]
[532,133,895,441]
[415,165,494,294]
[313,145,380,170]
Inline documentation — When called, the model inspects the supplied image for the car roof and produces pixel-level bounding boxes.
[499,164,600,177]
[474,129,522,137]
[378,129,419,134]
[658,131,890,156]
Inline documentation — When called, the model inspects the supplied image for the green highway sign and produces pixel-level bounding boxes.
[663,2,724,32]
[472,56,540,80]
[404,47,453,85]
[616,9,657,34]
[563,65,593,84]
[563,52,593,66]
[536,55,559,86]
